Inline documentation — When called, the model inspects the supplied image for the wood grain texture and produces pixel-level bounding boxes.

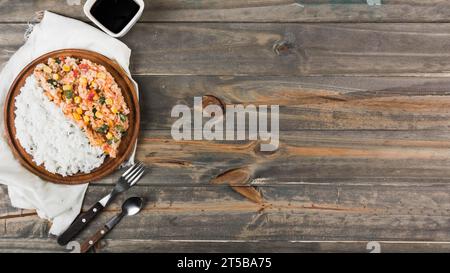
[137,76,450,130]
[3,184,450,243]
[83,240,450,253]
[4,72,450,249]
[119,130,450,186]
[125,23,450,76]
[5,23,450,76]
[2,0,450,253]
[4,0,450,23]
[4,238,450,253]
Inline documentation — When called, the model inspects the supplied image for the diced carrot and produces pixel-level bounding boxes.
[79,63,89,71]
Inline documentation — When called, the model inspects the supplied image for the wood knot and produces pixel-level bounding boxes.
[211,167,263,204]
[210,168,251,185]
[202,95,225,114]
[231,186,263,204]
[151,159,192,168]
[273,40,294,56]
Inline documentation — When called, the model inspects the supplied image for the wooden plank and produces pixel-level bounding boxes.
[120,130,450,186]
[125,23,450,76]
[136,76,450,130]
[3,184,450,242]
[89,240,450,253]
[0,239,65,253]
[4,24,450,76]
[3,238,450,253]
[4,1,450,23]
[4,130,450,187]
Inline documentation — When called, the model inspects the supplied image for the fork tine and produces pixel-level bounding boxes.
[129,167,147,186]
[124,164,144,181]
[126,164,145,183]
[122,162,140,177]
[123,162,142,178]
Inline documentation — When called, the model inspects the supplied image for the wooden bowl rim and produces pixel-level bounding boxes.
[3,49,140,185]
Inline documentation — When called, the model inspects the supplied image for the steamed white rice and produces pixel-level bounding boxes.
[14,75,105,176]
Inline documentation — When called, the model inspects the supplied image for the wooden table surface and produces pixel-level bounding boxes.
[3,0,450,253]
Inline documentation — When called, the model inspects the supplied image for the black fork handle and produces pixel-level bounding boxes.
[57,202,104,246]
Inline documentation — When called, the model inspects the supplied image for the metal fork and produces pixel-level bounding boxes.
[57,162,147,246]
[100,162,146,207]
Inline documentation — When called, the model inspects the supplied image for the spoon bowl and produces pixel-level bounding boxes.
[122,196,144,216]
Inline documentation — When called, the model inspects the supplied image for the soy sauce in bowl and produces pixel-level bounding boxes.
[90,0,140,34]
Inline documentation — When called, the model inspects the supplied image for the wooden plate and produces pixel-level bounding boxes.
[3,49,140,185]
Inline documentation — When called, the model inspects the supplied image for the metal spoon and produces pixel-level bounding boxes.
[80,197,144,253]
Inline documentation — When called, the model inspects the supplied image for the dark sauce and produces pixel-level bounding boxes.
[90,0,140,34]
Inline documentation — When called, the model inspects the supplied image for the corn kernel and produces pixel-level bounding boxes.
[72,112,81,120]
[83,115,90,124]
[79,77,87,85]
[62,84,72,91]
[96,72,106,79]
[62,64,71,72]
[111,106,118,114]
[74,96,82,104]
[95,111,103,119]
[106,132,113,140]
[105,98,113,105]
[52,73,60,80]
[76,107,83,115]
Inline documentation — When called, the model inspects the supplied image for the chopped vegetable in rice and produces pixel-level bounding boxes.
[33,56,130,158]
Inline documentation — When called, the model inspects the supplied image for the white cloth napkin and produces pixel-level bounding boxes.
[0,11,137,236]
